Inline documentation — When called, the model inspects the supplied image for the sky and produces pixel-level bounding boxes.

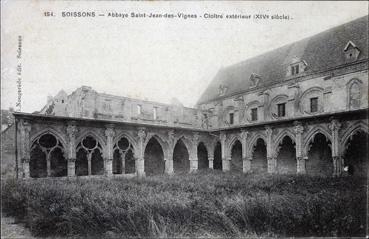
[1,1,368,113]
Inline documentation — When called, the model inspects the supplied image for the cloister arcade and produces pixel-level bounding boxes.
[15,112,368,179]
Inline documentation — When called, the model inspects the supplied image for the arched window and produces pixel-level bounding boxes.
[113,137,135,174]
[30,133,67,178]
[76,136,104,176]
[349,82,361,109]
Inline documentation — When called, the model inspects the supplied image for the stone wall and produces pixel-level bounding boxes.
[199,66,368,129]
[41,86,202,129]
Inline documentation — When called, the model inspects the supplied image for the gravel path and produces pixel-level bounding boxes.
[1,215,35,239]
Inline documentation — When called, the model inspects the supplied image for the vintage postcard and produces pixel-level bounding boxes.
[1,1,368,238]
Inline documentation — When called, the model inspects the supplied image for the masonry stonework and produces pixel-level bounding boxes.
[11,16,368,179]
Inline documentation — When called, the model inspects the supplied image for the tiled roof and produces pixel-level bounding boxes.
[197,16,368,104]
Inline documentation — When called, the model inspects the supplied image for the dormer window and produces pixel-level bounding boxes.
[344,41,360,62]
[287,57,307,77]
[291,64,299,75]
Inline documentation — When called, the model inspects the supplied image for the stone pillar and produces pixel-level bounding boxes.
[240,130,250,173]
[165,156,174,175]
[244,157,252,172]
[46,155,51,177]
[267,157,277,174]
[294,122,305,174]
[105,125,115,176]
[208,148,214,169]
[265,126,276,173]
[87,153,92,176]
[330,119,342,176]
[20,120,31,179]
[190,159,198,172]
[189,133,199,172]
[297,157,306,174]
[121,151,126,174]
[165,130,175,175]
[136,127,146,177]
[220,131,228,172]
[66,123,77,177]
[208,157,214,169]
[68,159,76,177]
[223,157,231,171]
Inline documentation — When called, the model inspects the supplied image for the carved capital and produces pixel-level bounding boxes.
[66,124,77,138]
[105,127,115,138]
[220,131,227,143]
[193,132,199,143]
[294,124,304,135]
[329,119,341,132]
[265,126,273,137]
[240,129,248,140]
[168,129,175,146]
[137,127,146,140]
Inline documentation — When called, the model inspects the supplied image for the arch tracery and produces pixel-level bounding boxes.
[30,132,67,177]
[247,132,267,157]
[273,129,296,157]
[303,125,332,156]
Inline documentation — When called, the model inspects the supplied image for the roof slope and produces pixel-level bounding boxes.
[197,16,368,104]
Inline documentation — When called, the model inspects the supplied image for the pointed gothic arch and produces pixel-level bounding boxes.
[173,138,190,173]
[197,142,209,169]
[305,132,332,176]
[303,126,332,156]
[144,136,165,176]
[230,139,243,172]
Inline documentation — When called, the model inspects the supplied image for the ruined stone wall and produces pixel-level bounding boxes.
[42,86,203,129]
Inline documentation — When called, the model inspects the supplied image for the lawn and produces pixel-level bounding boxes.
[1,170,367,238]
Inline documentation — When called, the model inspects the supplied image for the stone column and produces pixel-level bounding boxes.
[165,156,174,175]
[121,151,126,174]
[294,122,305,174]
[165,130,175,175]
[20,120,31,179]
[244,157,252,172]
[105,125,115,176]
[220,132,229,172]
[240,130,250,173]
[330,119,342,176]
[223,157,231,171]
[265,126,276,173]
[136,127,146,177]
[189,133,199,172]
[87,153,92,176]
[46,154,51,177]
[66,123,77,177]
[208,148,214,169]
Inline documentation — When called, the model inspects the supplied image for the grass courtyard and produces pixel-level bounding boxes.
[1,170,367,238]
